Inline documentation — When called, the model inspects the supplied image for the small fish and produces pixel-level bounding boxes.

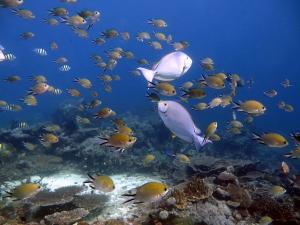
[23,141,35,151]
[130,70,141,76]
[227,127,241,134]
[110,118,125,128]
[33,48,47,56]
[61,15,86,27]
[203,122,217,143]
[252,132,288,148]
[20,31,34,40]
[263,90,277,97]
[170,42,184,51]
[122,51,134,58]
[40,133,59,143]
[148,81,176,96]
[104,59,117,71]
[99,133,136,152]
[53,57,67,63]
[181,87,206,99]
[72,26,88,37]
[29,75,47,83]
[200,64,215,71]
[51,88,63,95]
[76,115,90,124]
[281,78,292,88]
[90,54,102,61]
[59,65,71,71]
[4,75,21,82]
[84,173,114,192]
[146,92,160,102]
[287,175,300,189]
[66,87,80,97]
[122,182,168,204]
[207,97,222,109]
[0,0,24,7]
[87,11,100,30]
[43,18,59,26]
[282,161,289,174]
[0,143,7,151]
[148,40,162,50]
[94,108,112,119]
[136,31,151,42]
[136,58,149,65]
[197,75,225,89]
[172,96,188,103]
[244,116,253,122]
[153,31,166,41]
[100,29,118,38]
[27,83,49,95]
[12,8,35,19]
[92,37,105,45]
[50,42,58,50]
[180,40,189,48]
[43,124,61,132]
[283,144,300,159]
[112,75,121,81]
[102,82,112,92]
[268,185,286,198]
[290,131,300,144]
[77,103,84,111]
[90,90,98,97]
[180,81,193,89]
[18,122,27,128]
[4,104,22,111]
[139,154,155,165]
[200,57,214,65]
[73,77,92,88]
[85,100,101,109]
[191,102,207,111]
[77,10,93,19]
[148,19,167,28]
[114,126,133,136]
[259,216,273,225]
[3,183,41,201]
[166,34,172,44]
[248,77,254,89]
[232,100,266,115]
[277,101,285,109]
[210,134,220,141]
[120,30,130,40]
[282,104,293,112]
[47,7,68,17]
[104,51,122,59]
[4,54,16,60]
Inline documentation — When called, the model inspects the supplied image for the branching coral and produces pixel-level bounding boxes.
[44,208,88,225]
[227,183,252,208]
[26,186,84,206]
[72,194,110,211]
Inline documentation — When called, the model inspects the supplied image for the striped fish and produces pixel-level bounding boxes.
[4,54,16,60]
[33,48,47,56]
[59,65,71,71]
[19,122,28,128]
[51,88,63,95]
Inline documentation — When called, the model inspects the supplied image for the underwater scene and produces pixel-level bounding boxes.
[0,0,300,224]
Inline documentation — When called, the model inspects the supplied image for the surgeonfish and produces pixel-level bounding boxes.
[122,182,169,204]
[259,216,273,225]
[138,52,192,83]
[252,132,288,148]
[158,100,212,151]
[3,183,41,200]
[84,173,115,192]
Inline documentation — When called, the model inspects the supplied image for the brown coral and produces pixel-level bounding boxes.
[227,183,252,208]
[72,194,110,211]
[44,208,89,225]
[26,185,84,206]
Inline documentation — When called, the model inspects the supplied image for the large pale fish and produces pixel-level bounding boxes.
[158,100,211,151]
[138,52,192,82]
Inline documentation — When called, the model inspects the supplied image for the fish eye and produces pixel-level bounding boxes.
[164,187,167,191]
[113,185,115,189]
[222,84,225,86]
[262,107,265,109]
[283,141,287,144]
[83,20,85,22]
[129,139,131,142]
[172,91,175,93]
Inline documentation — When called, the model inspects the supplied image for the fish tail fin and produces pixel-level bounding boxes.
[251,132,261,140]
[121,194,135,204]
[194,135,212,152]
[231,101,240,110]
[231,88,236,96]
[283,153,291,158]
[138,67,155,83]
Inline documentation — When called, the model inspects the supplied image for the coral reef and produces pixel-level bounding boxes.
[72,194,110,211]
[44,208,89,225]
[227,184,252,208]
[26,185,84,206]
[158,210,169,220]
[249,195,297,223]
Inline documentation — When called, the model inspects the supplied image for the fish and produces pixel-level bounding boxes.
[135,31,151,41]
[40,133,59,143]
[203,122,217,143]
[33,48,47,56]
[85,100,101,109]
[166,35,172,44]
[90,54,102,61]
[73,77,92,88]
[104,51,122,59]
[172,96,188,103]
[120,30,130,40]
[206,97,222,108]
[282,104,293,112]
[138,52,192,82]
[263,90,277,97]
[232,100,266,115]
[210,134,220,141]
[191,103,207,111]
[43,124,61,132]
[0,0,24,7]
[227,127,241,134]
[72,27,88,37]
[289,132,300,144]
[0,143,7,151]
[76,115,90,124]
[158,101,211,151]
[247,77,254,89]
[287,175,300,189]
[170,42,184,51]
[87,11,100,30]
[18,122,27,128]
[29,75,47,83]
[148,19,167,27]
[214,72,227,80]
[77,10,92,19]
[3,104,22,111]
[130,70,141,76]
[259,216,273,225]
[283,144,300,159]
[167,152,190,163]
[66,87,80,97]
[92,37,105,45]
[100,29,118,38]
[148,40,162,50]
[4,75,21,82]
[84,173,115,192]
[94,108,112,119]
[104,59,117,71]
[20,31,34,39]
[153,31,166,41]
[244,116,253,122]
[4,53,16,60]
[27,83,49,95]
[47,7,68,17]
[181,87,206,99]
[121,51,134,58]
[110,118,125,128]
[90,90,98,97]
[180,40,189,48]
[122,182,168,204]
[61,15,86,27]
[200,57,214,64]
[148,81,176,96]
[99,133,137,152]
[200,64,215,71]
[197,75,225,89]
[11,8,35,19]
[252,132,288,148]
[50,42,58,50]
[102,82,112,92]
[43,18,59,26]
[51,88,63,95]
[53,57,67,63]
[59,65,71,71]
[114,126,133,136]
[268,185,286,198]
[112,75,121,81]
[136,59,149,65]
[146,92,160,102]
[139,154,155,165]
[281,78,292,88]
[3,183,41,200]
[180,81,193,89]
[277,101,285,109]
[281,161,289,174]
[23,141,35,151]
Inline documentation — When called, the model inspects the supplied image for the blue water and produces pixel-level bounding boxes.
[1,0,300,149]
